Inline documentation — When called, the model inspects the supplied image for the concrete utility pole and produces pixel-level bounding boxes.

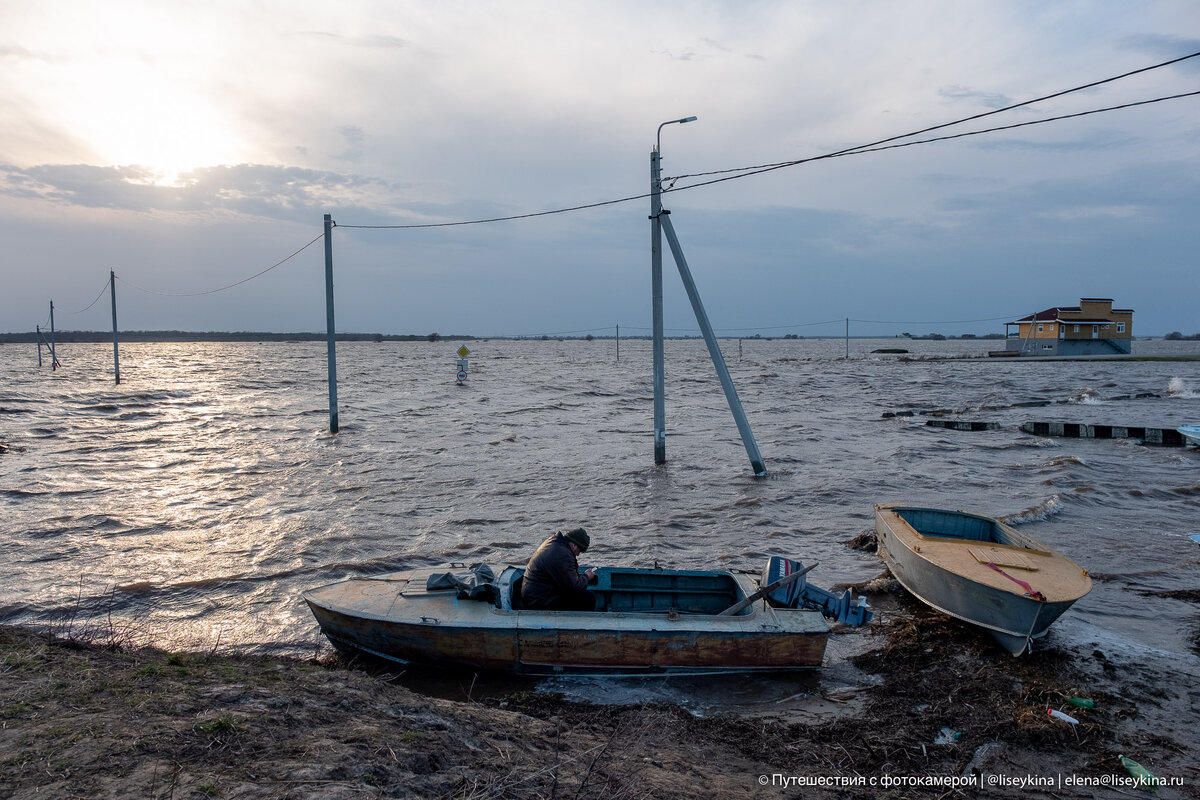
[110,270,121,384]
[49,301,58,370]
[323,213,339,433]
[650,116,766,477]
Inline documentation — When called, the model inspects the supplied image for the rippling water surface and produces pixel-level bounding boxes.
[2,338,1198,677]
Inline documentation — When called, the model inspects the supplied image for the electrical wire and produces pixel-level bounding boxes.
[666,49,1200,183]
[61,279,111,316]
[334,51,1200,231]
[569,313,1020,337]
[668,90,1200,194]
[850,314,1024,325]
[118,232,325,297]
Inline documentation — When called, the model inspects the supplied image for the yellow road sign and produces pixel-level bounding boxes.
[457,346,470,358]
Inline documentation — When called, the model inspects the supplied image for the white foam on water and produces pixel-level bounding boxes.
[1167,377,1197,398]
[1001,494,1063,525]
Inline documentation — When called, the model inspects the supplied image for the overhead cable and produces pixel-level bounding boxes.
[666,49,1200,183]
[61,279,111,316]
[119,232,325,297]
[335,51,1200,231]
[669,90,1200,193]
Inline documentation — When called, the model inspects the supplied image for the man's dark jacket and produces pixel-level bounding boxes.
[521,532,590,609]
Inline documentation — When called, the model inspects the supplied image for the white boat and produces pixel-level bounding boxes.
[1178,425,1200,446]
[874,504,1092,655]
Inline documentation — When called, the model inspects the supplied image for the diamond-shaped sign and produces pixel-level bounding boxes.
[457,346,470,358]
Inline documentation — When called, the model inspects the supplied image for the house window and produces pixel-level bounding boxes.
[1073,324,1079,333]
[1037,324,1044,333]
[1117,322,1126,333]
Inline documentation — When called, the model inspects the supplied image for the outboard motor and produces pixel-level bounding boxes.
[761,556,872,626]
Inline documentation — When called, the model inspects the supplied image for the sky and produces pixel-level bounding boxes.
[2,0,1199,338]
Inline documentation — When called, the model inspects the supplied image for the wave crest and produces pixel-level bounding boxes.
[1000,495,1063,525]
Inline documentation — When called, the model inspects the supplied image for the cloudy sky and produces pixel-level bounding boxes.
[2,0,1198,338]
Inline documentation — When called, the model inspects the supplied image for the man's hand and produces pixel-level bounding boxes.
[585,568,597,583]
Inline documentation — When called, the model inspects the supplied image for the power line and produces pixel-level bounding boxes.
[334,51,1200,231]
[118,232,325,297]
[670,90,1200,194]
[61,279,110,315]
[562,314,1020,337]
[850,314,1023,325]
[666,49,1200,183]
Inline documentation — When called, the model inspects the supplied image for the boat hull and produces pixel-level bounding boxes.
[305,566,829,675]
[875,504,1091,655]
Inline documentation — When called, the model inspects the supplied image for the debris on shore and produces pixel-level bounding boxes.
[2,611,1195,798]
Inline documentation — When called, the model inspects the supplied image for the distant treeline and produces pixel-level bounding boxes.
[0,331,478,344]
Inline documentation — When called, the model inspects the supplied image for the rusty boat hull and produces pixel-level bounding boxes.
[304,565,830,675]
[874,503,1092,655]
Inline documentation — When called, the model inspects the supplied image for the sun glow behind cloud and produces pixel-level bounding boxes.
[1,1,1198,335]
[4,2,251,184]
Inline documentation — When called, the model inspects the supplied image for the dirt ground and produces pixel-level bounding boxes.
[2,589,1198,799]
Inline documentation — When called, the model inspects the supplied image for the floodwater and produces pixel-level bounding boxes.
[2,337,1198,706]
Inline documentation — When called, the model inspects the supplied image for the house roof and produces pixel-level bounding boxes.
[1010,306,1133,324]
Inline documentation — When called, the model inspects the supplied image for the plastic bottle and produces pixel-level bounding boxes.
[1118,755,1159,788]
[1047,708,1078,724]
[1067,696,1095,709]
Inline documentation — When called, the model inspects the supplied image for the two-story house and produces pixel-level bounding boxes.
[1005,298,1133,355]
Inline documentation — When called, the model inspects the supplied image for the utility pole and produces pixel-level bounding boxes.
[650,146,666,464]
[651,116,766,476]
[110,270,121,384]
[49,300,58,370]
[324,213,339,433]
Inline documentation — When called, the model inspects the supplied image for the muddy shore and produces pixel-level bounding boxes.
[3,588,1197,800]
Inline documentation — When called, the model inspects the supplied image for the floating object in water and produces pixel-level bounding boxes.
[874,504,1092,655]
[1047,708,1079,724]
[1189,534,1200,546]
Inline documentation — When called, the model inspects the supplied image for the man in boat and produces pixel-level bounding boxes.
[520,528,597,611]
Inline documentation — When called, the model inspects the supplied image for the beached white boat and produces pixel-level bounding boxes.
[874,504,1092,655]
[1178,425,1200,446]
[305,558,871,675]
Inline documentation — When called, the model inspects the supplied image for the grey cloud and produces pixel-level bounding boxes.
[939,85,1013,109]
[298,31,411,49]
[1121,34,1200,69]
[0,162,393,221]
[337,126,366,162]
[650,48,708,62]
[700,37,731,53]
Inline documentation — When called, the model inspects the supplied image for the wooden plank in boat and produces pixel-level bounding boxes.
[969,546,1037,571]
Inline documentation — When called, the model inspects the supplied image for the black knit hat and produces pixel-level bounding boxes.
[564,528,590,552]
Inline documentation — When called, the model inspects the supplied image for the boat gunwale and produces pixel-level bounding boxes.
[301,567,832,632]
[880,504,1053,556]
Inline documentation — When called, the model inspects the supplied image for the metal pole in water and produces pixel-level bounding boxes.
[49,300,58,370]
[845,317,849,360]
[323,214,339,433]
[650,116,697,467]
[36,325,42,367]
[110,270,120,384]
[650,148,666,464]
[660,213,767,477]
[615,323,620,362]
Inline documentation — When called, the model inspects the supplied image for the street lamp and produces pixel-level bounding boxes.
[656,116,698,161]
[651,115,697,466]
